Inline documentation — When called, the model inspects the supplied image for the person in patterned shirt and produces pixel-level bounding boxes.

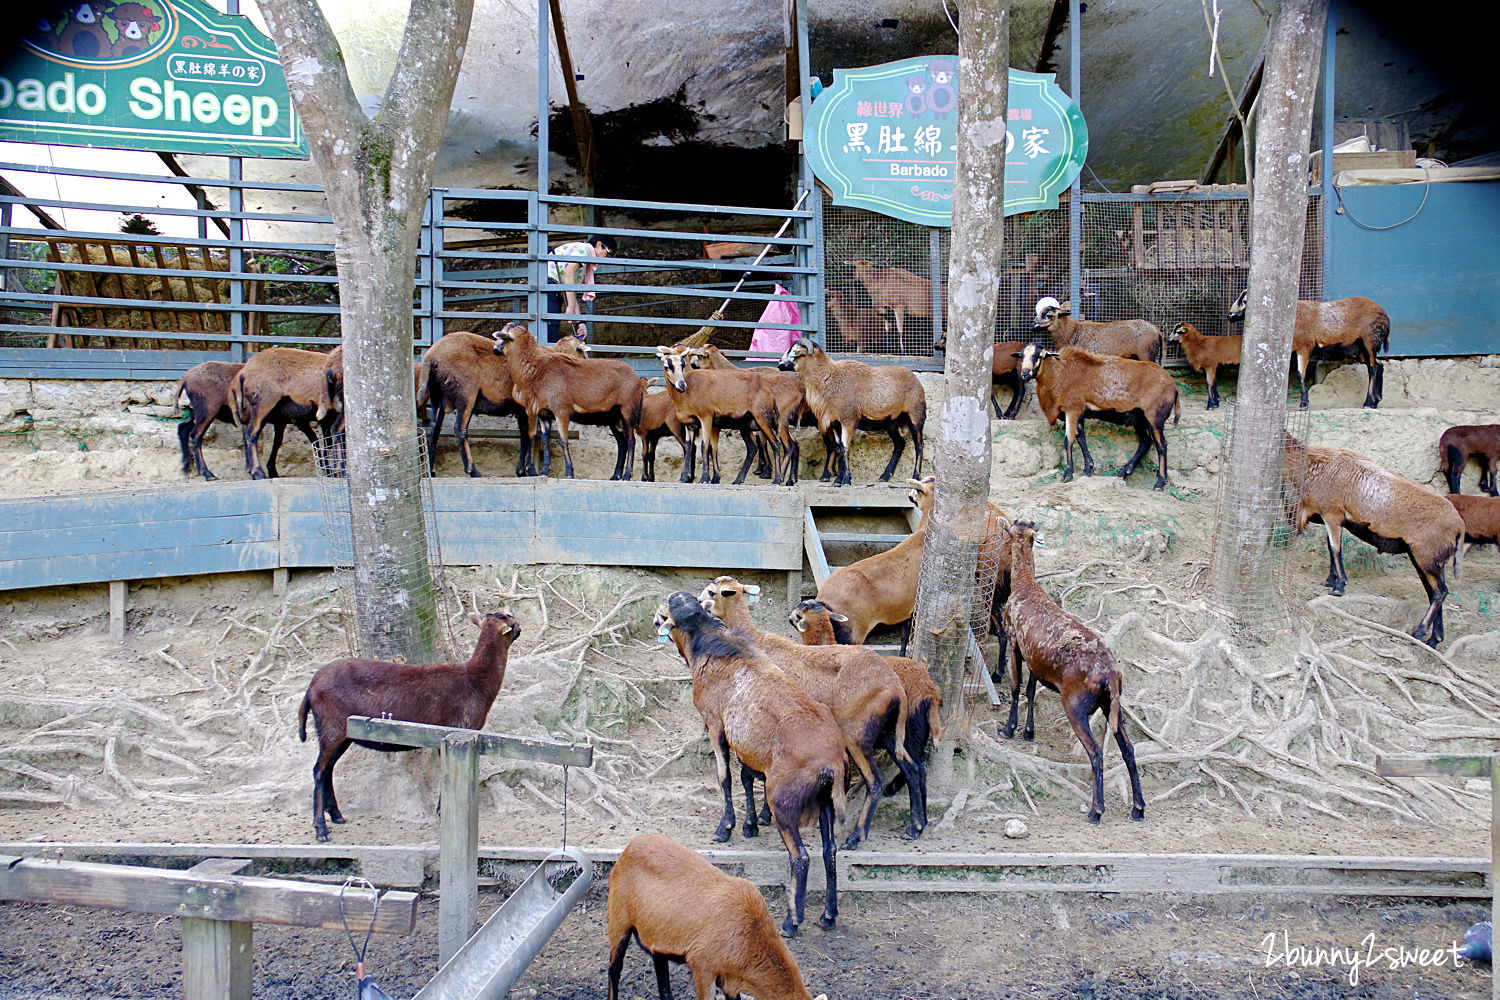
[546,234,616,341]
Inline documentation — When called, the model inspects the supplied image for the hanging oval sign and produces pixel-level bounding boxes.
[803,56,1088,226]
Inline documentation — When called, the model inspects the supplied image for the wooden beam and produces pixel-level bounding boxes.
[346,717,594,767]
[0,855,418,934]
[438,733,480,966]
[548,0,597,200]
[109,580,126,642]
[1200,45,1266,185]
[181,916,252,1000]
[0,173,64,230]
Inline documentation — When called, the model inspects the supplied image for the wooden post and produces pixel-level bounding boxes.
[182,917,252,1000]
[1376,753,1496,1000]
[109,581,126,642]
[272,568,289,596]
[439,732,480,965]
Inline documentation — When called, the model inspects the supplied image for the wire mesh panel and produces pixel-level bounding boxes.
[1204,401,1312,634]
[313,431,457,662]
[909,506,1009,714]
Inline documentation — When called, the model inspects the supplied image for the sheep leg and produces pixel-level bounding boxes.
[738,760,760,838]
[1072,414,1097,478]
[835,424,854,487]
[775,824,811,937]
[909,419,924,479]
[1408,553,1448,647]
[426,401,447,475]
[240,408,268,480]
[1114,415,1152,480]
[1205,366,1220,410]
[1111,711,1147,821]
[454,401,484,478]
[654,954,678,1000]
[1322,521,1348,595]
[817,429,836,482]
[1022,671,1040,741]
[1002,643,1024,739]
[605,932,635,1000]
[311,738,350,842]
[884,728,927,837]
[1441,446,1464,494]
[842,746,883,850]
[877,424,906,482]
[701,424,721,484]
[185,414,217,481]
[729,425,756,485]
[818,791,838,930]
[607,418,630,481]
[749,429,773,479]
[1482,457,1497,497]
[1295,352,1311,408]
[556,414,579,479]
[1152,422,1170,492]
[1064,698,1107,823]
[264,418,294,479]
[710,730,736,842]
[1001,377,1026,420]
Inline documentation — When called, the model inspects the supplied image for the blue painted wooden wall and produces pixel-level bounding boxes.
[0,479,809,592]
[1325,179,1500,356]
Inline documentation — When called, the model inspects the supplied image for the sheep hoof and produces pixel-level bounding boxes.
[1060,471,1074,483]
[1131,807,1146,821]
[819,914,837,931]
[780,919,799,939]
[902,824,923,840]
[1153,480,1167,492]
[1330,584,1346,597]
[1022,730,1035,741]
[742,823,759,839]
[315,830,330,843]
[840,833,862,851]
[1087,811,1103,824]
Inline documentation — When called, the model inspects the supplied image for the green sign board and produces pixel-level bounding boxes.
[1,0,307,158]
[804,57,1087,226]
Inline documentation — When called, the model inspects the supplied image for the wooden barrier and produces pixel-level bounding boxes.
[0,854,417,1000]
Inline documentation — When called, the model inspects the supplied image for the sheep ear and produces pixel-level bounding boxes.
[468,612,482,626]
[1011,351,1024,358]
[793,616,809,632]
[745,584,761,601]
[831,612,849,623]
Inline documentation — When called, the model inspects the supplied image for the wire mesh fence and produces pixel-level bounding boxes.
[1204,400,1313,635]
[312,431,458,662]
[820,188,1324,363]
[909,506,1009,721]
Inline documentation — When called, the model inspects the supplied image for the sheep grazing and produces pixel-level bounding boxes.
[788,598,941,837]
[849,259,946,352]
[1015,343,1180,491]
[699,575,922,846]
[1438,424,1500,496]
[606,833,826,1000]
[229,347,339,480]
[1001,517,1146,824]
[1032,297,1163,364]
[777,338,925,487]
[297,611,521,843]
[825,287,890,353]
[654,591,846,936]
[492,322,644,480]
[1289,439,1464,647]
[1447,494,1500,554]
[656,345,786,485]
[174,360,244,481]
[1228,289,1391,409]
[1167,322,1241,410]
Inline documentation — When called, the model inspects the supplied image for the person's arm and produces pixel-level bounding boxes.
[562,259,584,313]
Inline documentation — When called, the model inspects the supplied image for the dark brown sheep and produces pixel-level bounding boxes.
[1167,321,1241,410]
[228,347,338,480]
[1438,424,1500,496]
[173,360,243,481]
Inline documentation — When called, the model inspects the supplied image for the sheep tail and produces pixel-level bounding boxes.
[297,691,311,742]
[1374,311,1391,354]
[925,695,943,745]
[172,377,187,418]
[1106,673,1122,738]
[228,374,249,428]
[1453,530,1463,582]
[1171,388,1181,427]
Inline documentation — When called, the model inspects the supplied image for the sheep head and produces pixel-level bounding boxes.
[697,575,759,620]
[789,600,847,634]
[777,337,816,372]
[491,322,531,357]
[1227,288,1248,322]
[656,345,694,392]
[1015,343,1058,381]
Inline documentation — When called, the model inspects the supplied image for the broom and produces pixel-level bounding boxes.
[676,189,812,349]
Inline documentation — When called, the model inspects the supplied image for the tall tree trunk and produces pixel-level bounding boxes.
[259,0,474,661]
[910,0,1009,744]
[1215,0,1327,619]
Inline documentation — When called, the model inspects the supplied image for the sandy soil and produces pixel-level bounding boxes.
[1,371,1497,998]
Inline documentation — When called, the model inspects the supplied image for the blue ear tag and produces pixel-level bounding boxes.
[656,623,672,643]
[1035,533,1047,548]
[746,585,761,604]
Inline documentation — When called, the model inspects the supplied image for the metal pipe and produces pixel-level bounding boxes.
[1068,0,1082,315]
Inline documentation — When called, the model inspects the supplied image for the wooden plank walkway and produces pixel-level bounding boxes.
[0,478,821,592]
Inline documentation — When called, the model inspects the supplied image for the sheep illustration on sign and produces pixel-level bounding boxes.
[805,56,1088,226]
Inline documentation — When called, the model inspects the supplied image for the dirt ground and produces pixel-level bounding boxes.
[1,363,1497,998]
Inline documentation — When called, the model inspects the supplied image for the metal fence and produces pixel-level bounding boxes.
[1,157,1327,376]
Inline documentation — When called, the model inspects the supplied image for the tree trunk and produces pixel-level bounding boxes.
[910,0,1009,744]
[259,0,474,661]
[1214,0,1327,621]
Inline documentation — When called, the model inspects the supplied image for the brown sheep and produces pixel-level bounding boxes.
[174,360,243,481]
[298,611,521,842]
[1167,321,1241,410]
[656,345,786,485]
[1228,289,1391,409]
[1438,424,1500,496]
[777,338,925,486]
[814,476,935,644]
[698,575,920,847]
[1447,494,1500,555]
[788,598,941,837]
[849,259,946,352]
[695,345,806,485]
[654,591,846,937]
[1001,517,1146,824]
[1289,439,1464,647]
[493,323,643,480]
[607,833,824,1000]
[936,336,1030,419]
[636,381,691,483]
[421,331,529,477]
[228,347,338,480]
[825,287,891,353]
[1033,298,1163,364]
[1016,343,1180,491]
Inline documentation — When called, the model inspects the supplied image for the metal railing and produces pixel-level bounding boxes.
[0,160,819,376]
